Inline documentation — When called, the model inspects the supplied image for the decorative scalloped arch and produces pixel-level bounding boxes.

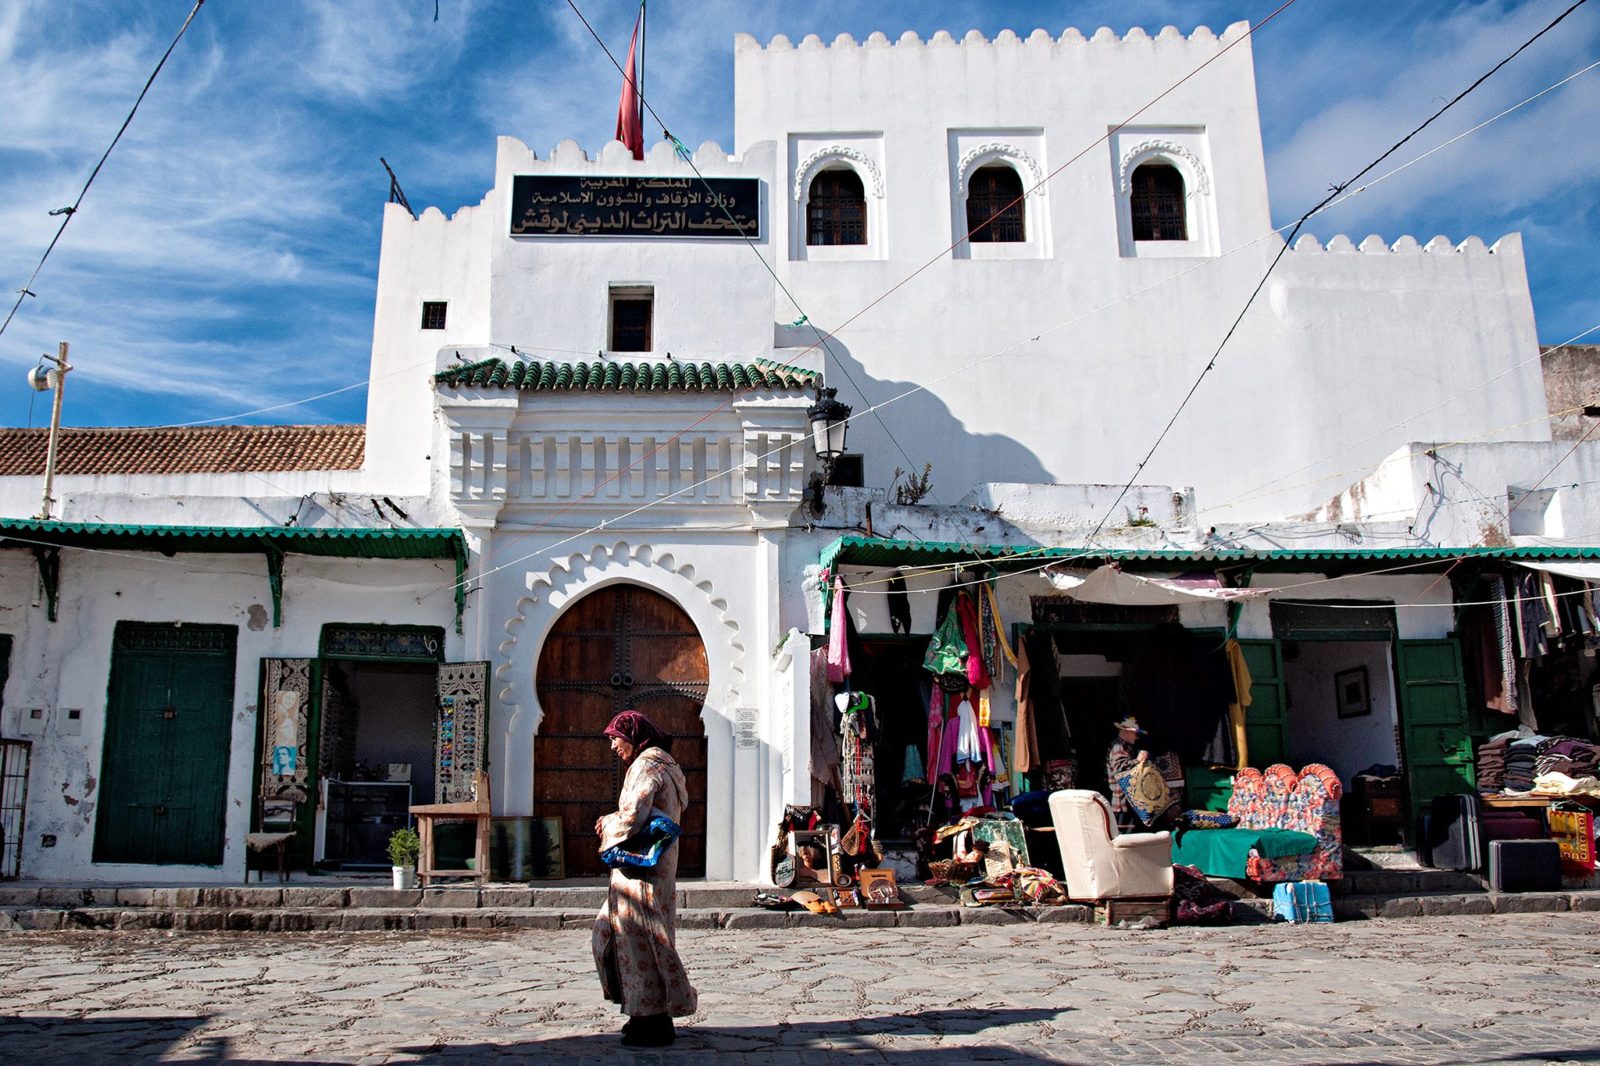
[956,143,1047,198]
[495,541,747,733]
[1117,140,1211,196]
[793,146,884,202]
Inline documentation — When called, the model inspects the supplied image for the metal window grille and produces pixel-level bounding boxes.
[421,301,448,330]
[1130,163,1188,242]
[806,170,866,246]
[966,166,1025,243]
[0,740,30,880]
[610,296,653,352]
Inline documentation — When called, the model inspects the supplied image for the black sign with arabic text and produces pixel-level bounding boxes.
[509,175,762,238]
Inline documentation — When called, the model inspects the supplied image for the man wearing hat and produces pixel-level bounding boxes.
[1106,716,1151,833]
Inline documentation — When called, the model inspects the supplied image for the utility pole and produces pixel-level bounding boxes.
[31,341,71,520]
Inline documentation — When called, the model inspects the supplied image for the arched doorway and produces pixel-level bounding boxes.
[534,584,708,877]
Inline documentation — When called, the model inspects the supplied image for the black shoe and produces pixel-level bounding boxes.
[621,1014,674,1047]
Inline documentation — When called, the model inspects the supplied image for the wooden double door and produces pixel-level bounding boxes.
[535,585,708,877]
[95,623,236,866]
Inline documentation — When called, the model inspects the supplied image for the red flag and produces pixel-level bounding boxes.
[614,8,644,160]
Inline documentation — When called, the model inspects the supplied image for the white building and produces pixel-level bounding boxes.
[0,21,1593,883]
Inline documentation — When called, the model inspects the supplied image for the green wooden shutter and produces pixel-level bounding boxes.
[1238,639,1286,768]
[1395,639,1474,814]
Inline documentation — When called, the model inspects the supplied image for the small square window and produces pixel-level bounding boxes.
[609,286,653,352]
[420,301,448,330]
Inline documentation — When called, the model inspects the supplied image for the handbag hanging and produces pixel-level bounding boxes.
[599,814,682,871]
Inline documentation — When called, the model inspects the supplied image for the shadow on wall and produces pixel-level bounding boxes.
[820,337,1054,497]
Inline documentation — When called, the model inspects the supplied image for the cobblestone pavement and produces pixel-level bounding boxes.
[3,913,1600,1064]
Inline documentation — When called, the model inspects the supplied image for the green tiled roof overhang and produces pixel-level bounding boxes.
[819,535,1600,574]
[434,357,817,392]
[1,519,468,631]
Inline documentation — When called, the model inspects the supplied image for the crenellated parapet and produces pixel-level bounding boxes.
[735,22,1249,52]
[1286,233,1521,255]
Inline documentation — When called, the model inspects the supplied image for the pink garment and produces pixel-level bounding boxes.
[957,593,990,690]
[936,696,962,781]
[826,575,851,683]
[925,686,945,782]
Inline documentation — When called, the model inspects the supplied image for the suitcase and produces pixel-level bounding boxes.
[1426,793,1481,871]
[1487,839,1562,893]
[1271,880,1333,923]
[1481,810,1543,846]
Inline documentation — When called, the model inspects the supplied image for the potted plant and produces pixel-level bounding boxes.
[387,827,421,890]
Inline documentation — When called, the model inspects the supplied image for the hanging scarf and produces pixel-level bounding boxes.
[956,591,991,691]
[827,575,851,683]
[923,599,968,678]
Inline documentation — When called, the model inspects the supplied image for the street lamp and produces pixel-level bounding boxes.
[804,385,851,515]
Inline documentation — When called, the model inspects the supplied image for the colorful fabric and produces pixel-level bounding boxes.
[923,601,968,678]
[1116,762,1173,826]
[1181,809,1237,829]
[1170,826,1318,878]
[1226,763,1343,882]
[593,747,698,1018]
[840,693,876,819]
[826,575,851,683]
[1223,639,1251,770]
[599,814,681,869]
[957,592,991,690]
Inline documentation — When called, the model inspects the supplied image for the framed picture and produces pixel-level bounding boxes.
[857,867,903,909]
[261,799,295,825]
[1335,666,1371,719]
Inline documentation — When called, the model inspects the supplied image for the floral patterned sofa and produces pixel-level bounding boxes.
[1226,763,1344,882]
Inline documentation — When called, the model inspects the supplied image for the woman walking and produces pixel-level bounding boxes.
[592,710,698,1047]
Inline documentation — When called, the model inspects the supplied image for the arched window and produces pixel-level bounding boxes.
[966,164,1025,243]
[806,169,866,246]
[1130,162,1187,241]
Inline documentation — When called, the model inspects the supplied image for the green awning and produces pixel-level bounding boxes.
[0,519,468,631]
[819,534,1600,575]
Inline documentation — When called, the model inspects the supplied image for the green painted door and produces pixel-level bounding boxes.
[1238,639,1286,767]
[95,623,237,865]
[1395,639,1474,815]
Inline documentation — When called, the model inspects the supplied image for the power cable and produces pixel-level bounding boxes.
[0,1,206,340]
[1079,0,1593,552]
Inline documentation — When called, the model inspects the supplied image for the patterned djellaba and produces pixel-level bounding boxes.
[435,663,488,804]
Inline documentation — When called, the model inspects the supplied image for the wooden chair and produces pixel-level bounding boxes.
[409,770,491,888]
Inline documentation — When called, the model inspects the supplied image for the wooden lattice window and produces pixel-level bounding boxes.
[806,169,866,246]
[966,164,1025,243]
[1130,163,1187,241]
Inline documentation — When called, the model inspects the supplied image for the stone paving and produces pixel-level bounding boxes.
[2,912,1600,1064]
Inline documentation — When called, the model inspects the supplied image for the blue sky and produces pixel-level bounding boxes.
[1,0,1596,430]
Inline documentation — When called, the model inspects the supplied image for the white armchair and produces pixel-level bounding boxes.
[1048,789,1174,902]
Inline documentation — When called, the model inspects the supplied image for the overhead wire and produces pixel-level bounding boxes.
[0,0,207,340]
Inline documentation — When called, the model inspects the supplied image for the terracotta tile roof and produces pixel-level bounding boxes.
[435,357,818,392]
[0,424,365,477]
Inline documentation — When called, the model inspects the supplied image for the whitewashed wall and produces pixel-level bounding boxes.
[0,551,460,882]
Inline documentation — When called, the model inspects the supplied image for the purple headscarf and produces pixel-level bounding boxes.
[604,710,672,757]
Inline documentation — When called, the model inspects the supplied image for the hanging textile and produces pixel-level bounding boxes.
[1488,575,1519,714]
[925,685,947,782]
[827,575,851,683]
[1222,639,1251,770]
[955,697,983,764]
[887,574,912,635]
[809,649,841,799]
[923,600,968,679]
[839,692,877,820]
[1014,638,1039,774]
[956,591,991,690]
[981,579,1018,676]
